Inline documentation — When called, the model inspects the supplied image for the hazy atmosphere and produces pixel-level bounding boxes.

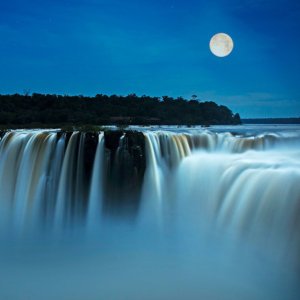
[1,2,300,299]
[0,0,299,117]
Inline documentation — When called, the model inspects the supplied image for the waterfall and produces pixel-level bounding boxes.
[0,128,299,261]
[54,132,80,228]
[87,133,104,228]
[140,130,300,260]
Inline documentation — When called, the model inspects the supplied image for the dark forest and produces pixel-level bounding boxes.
[0,93,241,127]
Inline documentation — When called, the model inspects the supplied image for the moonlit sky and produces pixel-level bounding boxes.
[0,0,299,118]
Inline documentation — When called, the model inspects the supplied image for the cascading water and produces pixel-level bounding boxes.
[87,133,104,228]
[0,126,300,299]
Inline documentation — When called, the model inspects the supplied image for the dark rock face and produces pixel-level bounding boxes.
[103,131,146,217]
[126,131,146,173]
[104,131,124,154]
[0,131,6,140]
[83,133,98,181]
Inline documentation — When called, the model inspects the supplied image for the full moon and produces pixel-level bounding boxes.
[209,33,234,57]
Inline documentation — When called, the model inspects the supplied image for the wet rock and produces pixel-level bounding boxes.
[83,132,98,180]
[0,131,7,140]
[103,130,146,217]
[104,130,123,159]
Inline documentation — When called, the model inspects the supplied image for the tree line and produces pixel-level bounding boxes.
[0,93,241,127]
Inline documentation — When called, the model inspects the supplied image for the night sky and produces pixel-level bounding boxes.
[0,0,299,118]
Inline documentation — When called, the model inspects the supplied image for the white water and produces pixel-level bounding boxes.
[0,126,300,299]
[87,133,104,229]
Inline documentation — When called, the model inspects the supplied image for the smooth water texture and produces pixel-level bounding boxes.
[0,125,300,300]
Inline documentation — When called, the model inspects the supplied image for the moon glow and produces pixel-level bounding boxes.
[209,33,234,57]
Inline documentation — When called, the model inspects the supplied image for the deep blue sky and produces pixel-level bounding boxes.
[0,0,299,117]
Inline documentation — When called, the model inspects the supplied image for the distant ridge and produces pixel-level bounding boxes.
[243,118,300,124]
